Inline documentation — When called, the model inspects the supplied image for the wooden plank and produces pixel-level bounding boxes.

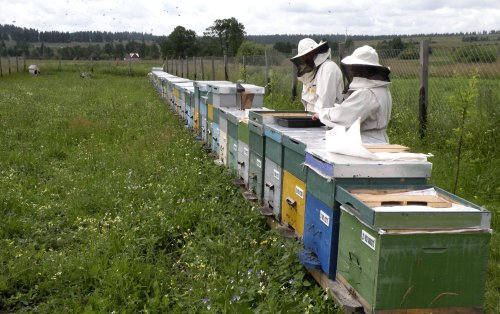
[308,269,365,313]
[337,274,371,313]
[258,206,274,216]
[363,144,409,153]
[242,191,258,202]
[355,194,452,208]
[258,112,311,117]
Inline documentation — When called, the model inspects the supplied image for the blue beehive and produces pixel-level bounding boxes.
[301,191,340,279]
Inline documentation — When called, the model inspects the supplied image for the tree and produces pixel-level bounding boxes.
[103,42,114,57]
[149,43,160,60]
[114,43,125,59]
[168,26,197,58]
[157,36,172,59]
[237,40,265,57]
[125,40,140,53]
[344,38,354,50]
[273,41,294,54]
[376,37,406,50]
[139,40,148,59]
[197,36,220,56]
[204,17,245,56]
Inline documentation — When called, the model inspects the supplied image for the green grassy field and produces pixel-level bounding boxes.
[0,63,498,313]
[0,70,340,313]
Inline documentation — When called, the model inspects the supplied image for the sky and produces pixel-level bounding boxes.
[1,0,499,37]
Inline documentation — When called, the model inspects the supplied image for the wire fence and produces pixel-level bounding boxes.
[2,42,498,115]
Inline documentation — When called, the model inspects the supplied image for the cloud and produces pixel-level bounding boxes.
[0,0,498,36]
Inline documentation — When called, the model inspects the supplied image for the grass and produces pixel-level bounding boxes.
[0,71,339,313]
[1,60,499,313]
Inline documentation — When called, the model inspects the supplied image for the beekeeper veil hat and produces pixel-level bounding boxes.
[341,45,383,67]
[291,38,331,67]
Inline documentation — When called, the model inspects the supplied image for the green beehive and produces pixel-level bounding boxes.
[282,132,326,182]
[336,185,492,313]
[338,205,491,313]
[225,108,247,172]
[238,119,250,145]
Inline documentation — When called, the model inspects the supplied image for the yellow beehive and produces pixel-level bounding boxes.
[208,104,213,121]
[281,170,307,236]
[194,108,200,133]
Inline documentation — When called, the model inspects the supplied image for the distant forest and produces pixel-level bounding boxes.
[1,24,498,60]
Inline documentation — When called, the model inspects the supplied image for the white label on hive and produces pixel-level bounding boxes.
[244,147,249,156]
[295,186,304,199]
[273,169,280,180]
[233,143,237,151]
[320,210,330,227]
[361,230,376,250]
[256,158,262,168]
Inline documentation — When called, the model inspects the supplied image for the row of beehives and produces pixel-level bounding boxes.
[148,67,492,313]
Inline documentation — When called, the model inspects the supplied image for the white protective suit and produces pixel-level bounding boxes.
[300,59,344,113]
[317,77,392,144]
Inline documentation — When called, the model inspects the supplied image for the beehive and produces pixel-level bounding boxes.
[336,186,491,312]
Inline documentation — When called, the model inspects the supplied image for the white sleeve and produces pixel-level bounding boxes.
[318,89,378,128]
[314,62,344,110]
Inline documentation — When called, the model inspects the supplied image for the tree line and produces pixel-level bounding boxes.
[0,24,156,43]
[0,19,248,60]
[2,22,496,61]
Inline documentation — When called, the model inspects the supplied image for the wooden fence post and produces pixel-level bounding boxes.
[181,57,184,77]
[23,55,26,71]
[211,56,215,80]
[291,48,298,101]
[193,56,197,80]
[242,55,246,82]
[128,58,131,75]
[164,56,168,72]
[16,56,19,73]
[223,54,228,81]
[419,40,429,139]
[265,50,271,94]
[0,57,3,76]
[8,56,11,75]
[201,57,205,80]
[186,57,189,79]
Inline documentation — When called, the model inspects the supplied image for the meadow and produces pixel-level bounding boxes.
[0,60,499,313]
[0,69,340,313]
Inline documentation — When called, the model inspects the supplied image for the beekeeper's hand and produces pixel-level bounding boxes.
[311,113,319,120]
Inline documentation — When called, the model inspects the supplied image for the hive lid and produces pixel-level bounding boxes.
[212,83,265,94]
[194,80,231,92]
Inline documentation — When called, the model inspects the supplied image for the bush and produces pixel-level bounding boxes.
[453,45,497,63]
[398,48,419,60]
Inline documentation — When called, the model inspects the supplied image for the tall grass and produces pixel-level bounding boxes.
[0,71,339,312]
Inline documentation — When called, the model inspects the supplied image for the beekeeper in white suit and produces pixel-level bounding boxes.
[312,45,392,143]
[290,38,344,112]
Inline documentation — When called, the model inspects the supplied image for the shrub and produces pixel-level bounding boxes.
[398,48,419,60]
[453,45,497,63]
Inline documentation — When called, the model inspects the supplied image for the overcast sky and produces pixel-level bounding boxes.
[1,0,499,36]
